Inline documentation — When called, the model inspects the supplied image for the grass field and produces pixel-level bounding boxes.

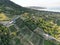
[0,13,9,21]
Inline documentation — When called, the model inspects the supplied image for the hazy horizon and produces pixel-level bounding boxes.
[11,0,60,8]
[11,0,60,12]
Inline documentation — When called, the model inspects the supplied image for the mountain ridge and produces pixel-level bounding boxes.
[26,6,46,9]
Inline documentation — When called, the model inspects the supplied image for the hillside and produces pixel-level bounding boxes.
[26,6,46,10]
[0,0,60,45]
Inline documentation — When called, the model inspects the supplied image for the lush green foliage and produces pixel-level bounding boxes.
[21,14,60,40]
[0,24,10,45]
[0,0,60,45]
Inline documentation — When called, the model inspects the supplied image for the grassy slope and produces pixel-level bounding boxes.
[0,13,10,21]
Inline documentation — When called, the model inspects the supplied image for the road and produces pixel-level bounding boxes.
[4,16,20,27]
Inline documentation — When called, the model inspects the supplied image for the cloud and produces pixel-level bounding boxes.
[11,0,60,7]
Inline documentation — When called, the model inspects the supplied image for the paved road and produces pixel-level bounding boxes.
[4,16,20,27]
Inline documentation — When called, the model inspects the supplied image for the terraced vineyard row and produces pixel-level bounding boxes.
[8,17,58,45]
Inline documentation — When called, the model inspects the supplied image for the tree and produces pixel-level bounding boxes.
[0,24,10,45]
[23,15,60,40]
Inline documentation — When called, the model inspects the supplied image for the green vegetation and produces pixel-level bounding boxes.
[0,24,10,45]
[9,25,17,32]
[21,13,60,40]
[0,0,60,45]
[0,13,9,21]
[8,25,57,45]
[44,40,56,45]
[15,18,25,28]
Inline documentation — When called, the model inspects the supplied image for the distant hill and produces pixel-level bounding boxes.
[26,6,46,9]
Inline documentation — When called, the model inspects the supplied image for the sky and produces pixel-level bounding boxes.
[11,0,60,8]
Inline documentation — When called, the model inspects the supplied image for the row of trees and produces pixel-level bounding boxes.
[0,24,10,45]
[22,14,60,40]
[0,24,18,45]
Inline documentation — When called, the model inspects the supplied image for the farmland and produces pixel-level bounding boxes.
[0,13,9,21]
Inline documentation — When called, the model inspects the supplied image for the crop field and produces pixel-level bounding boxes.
[0,13,9,21]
